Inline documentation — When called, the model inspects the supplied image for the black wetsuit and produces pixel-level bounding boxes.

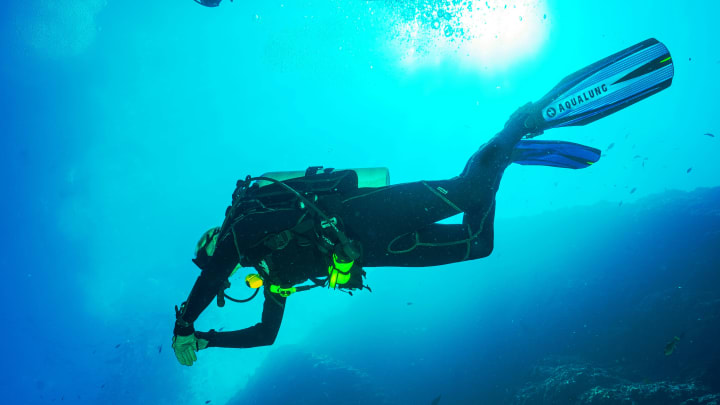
[174,110,529,348]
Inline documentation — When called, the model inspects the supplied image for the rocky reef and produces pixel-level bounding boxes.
[514,359,720,405]
[226,345,390,405]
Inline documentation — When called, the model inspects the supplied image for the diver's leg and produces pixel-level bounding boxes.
[457,102,533,189]
[339,104,531,267]
[358,202,497,267]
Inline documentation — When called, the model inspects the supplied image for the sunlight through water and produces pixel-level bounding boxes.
[377,0,549,71]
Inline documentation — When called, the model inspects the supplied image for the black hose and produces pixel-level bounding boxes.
[224,288,259,303]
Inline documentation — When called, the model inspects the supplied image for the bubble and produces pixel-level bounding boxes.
[381,0,549,68]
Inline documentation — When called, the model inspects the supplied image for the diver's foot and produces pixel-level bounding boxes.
[505,102,544,138]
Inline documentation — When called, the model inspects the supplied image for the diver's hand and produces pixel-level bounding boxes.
[172,334,209,366]
[172,334,198,366]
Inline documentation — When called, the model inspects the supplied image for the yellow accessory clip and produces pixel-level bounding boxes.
[269,285,296,297]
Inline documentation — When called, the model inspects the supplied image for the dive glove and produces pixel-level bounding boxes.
[172,334,209,366]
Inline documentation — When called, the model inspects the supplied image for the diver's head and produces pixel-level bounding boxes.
[195,227,221,258]
[193,0,223,7]
[193,226,221,270]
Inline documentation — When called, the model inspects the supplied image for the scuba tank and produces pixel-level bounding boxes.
[257,167,390,189]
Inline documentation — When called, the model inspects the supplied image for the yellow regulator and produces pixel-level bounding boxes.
[245,274,264,289]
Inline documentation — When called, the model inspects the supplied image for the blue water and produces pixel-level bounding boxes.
[2,1,719,404]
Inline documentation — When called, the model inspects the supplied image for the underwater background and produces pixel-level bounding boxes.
[2,0,719,404]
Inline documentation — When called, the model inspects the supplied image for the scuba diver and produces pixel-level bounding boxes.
[172,38,674,366]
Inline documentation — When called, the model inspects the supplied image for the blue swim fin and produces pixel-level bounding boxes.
[512,140,601,169]
[526,38,674,135]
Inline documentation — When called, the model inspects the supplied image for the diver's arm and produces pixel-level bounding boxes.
[195,288,287,348]
[173,271,223,335]
[175,208,304,336]
[174,235,240,336]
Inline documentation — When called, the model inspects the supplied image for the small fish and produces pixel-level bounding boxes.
[114,344,121,349]
[607,142,615,151]
[407,302,413,306]
[630,187,637,194]
[618,201,623,207]
[687,168,692,174]
[158,345,162,354]
[704,133,715,138]
[218,327,225,332]
[431,395,442,405]
[101,384,105,389]
[206,401,212,404]
[664,336,681,356]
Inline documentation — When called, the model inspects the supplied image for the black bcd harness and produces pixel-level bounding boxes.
[214,167,372,305]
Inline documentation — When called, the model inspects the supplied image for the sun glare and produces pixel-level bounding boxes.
[383,0,549,71]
